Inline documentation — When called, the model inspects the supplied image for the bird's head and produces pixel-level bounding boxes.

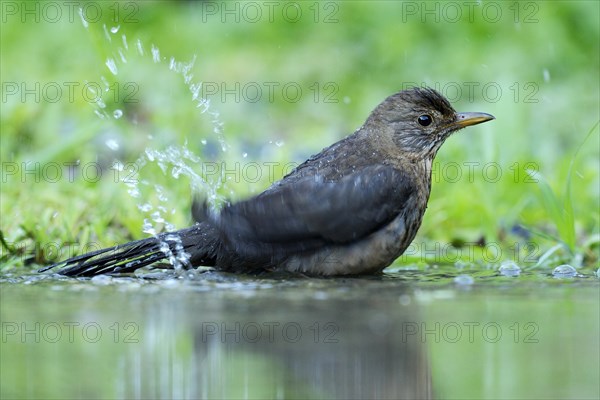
[366,87,494,159]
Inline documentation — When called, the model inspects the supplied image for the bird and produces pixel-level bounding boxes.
[40,87,494,277]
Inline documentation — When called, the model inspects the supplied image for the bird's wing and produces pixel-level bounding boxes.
[215,165,414,245]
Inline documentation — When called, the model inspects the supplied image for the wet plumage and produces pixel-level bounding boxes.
[41,87,494,277]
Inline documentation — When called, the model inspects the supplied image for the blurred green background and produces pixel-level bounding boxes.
[1,2,599,400]
[1,1,598,270]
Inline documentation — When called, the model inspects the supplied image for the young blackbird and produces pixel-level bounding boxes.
[40,87,494,277]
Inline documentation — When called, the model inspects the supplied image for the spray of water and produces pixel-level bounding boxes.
[78,10,229,274]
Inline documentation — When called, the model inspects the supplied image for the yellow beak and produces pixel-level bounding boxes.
[453,112,495,128]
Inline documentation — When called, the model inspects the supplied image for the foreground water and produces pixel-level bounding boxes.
[1,266,598,399]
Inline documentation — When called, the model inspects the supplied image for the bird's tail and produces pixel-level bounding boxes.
[39,223,218,277]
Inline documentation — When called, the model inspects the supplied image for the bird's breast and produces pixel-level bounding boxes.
[281,199,426,276]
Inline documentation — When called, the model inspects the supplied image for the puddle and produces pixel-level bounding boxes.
[1,264,598,399]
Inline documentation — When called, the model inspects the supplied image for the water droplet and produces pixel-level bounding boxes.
[157,191,168,202]
[159,242,170,253]
[197,98,210,113]
[552,264,577,278]
[543,68,551,83]
[106,58,118,75]
[78,8,89,28]
[113,109,123,119]
[145,148,156,161]
[87,84,97,96]
[190,83,201,101]
[112,161,124,171]
[242,152,248,158]
[138,203,153,212]
[142,219,156,235]
[121,34,128,50]
[171,166,182,179]
[103,24,111,42]
[499,261,521,277]
[151,44,160,63]
[118,49,127,63]
[275,140,284,147]
[201,139,207,145]
[454,274,474,285]
[182,56,196,84]
[151,211,164,223]
[105,139,119,151]
[127,187,140,198]
[136,39,144,56]
[100,76,109,91]
[110,25,120,33]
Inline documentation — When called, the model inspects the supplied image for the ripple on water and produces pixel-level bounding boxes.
[91,275,114,285]
[453,274,474,285]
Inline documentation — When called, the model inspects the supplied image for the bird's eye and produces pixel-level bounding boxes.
[418,115,433,126]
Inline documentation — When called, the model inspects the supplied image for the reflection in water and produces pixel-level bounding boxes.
[2,271,598,399]
[1,274,431,399]
[188,294,430,399]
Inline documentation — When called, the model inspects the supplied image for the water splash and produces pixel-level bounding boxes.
[136,39,144,56]
[138,203,153,212]
[100,76,110,90]
[142,219,156,235]
[151,44,161,63]
[79,22,231,274]
[78,8,88,28]
[103,24,112,42]
[106,138,120,151]
[106,58,118,75]
[543,68,551,83]
[118,49,127,63]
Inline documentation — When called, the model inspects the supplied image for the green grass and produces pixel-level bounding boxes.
[526,122,599,267]
[1,1,598,273]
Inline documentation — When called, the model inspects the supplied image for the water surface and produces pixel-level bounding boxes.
[1,266,598,399]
